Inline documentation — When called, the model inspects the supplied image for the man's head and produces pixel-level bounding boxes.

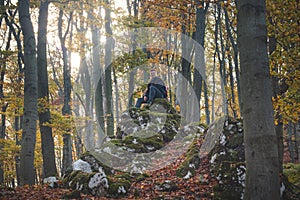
[150,69,157,78]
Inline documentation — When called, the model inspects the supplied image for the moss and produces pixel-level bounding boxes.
[284,163,300,186]
[81,151,113,175]
[106,177,131,198]
[212,186,242,200]
[147,98,177,114]
[281,172,300,200]
[135,173,150,182]
[159,122,178,142]
[110,139,123,146]
[226,133,243,149]
[176,140,200,178]
[131,129,158,138]
[128,107,145,119]
[206,118,246,199]
[117,134,164,153]
[63,170,99,194]
[114,172,133,181]
[139,134,164,150]
[62,190,81,199]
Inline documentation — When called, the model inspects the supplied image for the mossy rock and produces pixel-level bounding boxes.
[137,110,181,128]
[63,170,107,196]
[281,172,300,200]
[159,122,179,142]
[106,176,131,198]
[284,163,300,186]
[116,134,165,153]
[206,117,245,200]
[145,98,177,114]
[176,140,200,178]
[80,152,113,175]
[116,100,181,140]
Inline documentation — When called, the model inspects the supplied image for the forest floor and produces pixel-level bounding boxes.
[0,137,218,200]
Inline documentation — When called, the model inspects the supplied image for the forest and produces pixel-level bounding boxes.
[0,0,299,199]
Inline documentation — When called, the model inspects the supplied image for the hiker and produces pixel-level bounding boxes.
[135,69,167,108]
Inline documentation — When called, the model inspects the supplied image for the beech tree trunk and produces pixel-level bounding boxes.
[0,0,5,185]
[90,7,105,147]
[104,0,114,136]
[192,2,208,123]
[224,7,241,114]
[18,0,38,186]
[58,9,73,175]
[237,1,280,199]
[37,0,57,178]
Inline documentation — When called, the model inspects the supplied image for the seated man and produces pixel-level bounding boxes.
[135,69,167,108]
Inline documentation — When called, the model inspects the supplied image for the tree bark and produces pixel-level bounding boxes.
[0,0,9,182]
[215,5,228,116]
[269,32,284,173]
[37,0,57,178]
[192,2,208,123]
[18,0,38,186]
[237,1,280,199]
[104,0,114,136]
[58,9,73,175]
[224,7,242,114]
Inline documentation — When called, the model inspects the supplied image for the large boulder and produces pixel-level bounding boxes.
[116,98,181,141]
[63,99,184,197]
[206,117,245,200]
[63,153,132,198]
[175,116,246,200]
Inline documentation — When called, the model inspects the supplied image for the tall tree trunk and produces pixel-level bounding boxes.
[95,75,105,144]
[128,70,135,108]
[127,0,138,108]
[192,2,208,123]
[37,0,57,178]
[204,82,210,125]
[295,121,300,163]
[113,67,120,123]
[237,1,280,199]
[228,54,238,118]
[268,31,284,174]
[211,42,217,122]
[0,105,6,184]
[288,121,295,162]
[90,7,104,147]
[0,3,9,182]
[224,7,241,114]
[180,17,192,121]
[215,5,228,116]
[14,115,21,186]
[78,8,93,151]
[104,0,114,136]
[58,9,73,175]
[18,0,38,186]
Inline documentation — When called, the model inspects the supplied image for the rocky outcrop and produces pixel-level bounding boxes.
[63,99,187,198]
[64,99,275,199]
[206,118,245,200]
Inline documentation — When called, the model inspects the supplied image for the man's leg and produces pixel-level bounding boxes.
[135,97,146,108]
[148,86,164,104]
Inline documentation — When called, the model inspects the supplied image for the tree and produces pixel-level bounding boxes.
[104,0,114,136]
[237,1,280,199]
[18,0,38,185]
[267,0,300,170]
[192,1,209,123]
[58,8,73,175]
[37,0,57,178]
